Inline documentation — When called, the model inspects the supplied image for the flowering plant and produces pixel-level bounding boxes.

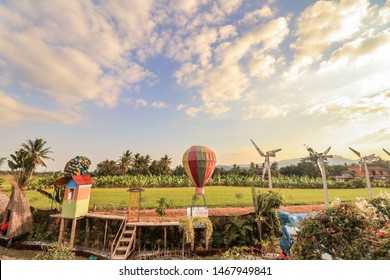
[291,192,389,260]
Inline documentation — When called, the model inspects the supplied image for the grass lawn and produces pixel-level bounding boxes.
[4,186,388,210]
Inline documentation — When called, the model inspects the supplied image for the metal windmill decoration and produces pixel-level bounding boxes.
[303,145,332,207]
[384,148,390,157]
[250,139,281,190]
[349,147,376,199]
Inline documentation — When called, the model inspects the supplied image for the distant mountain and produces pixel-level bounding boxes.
[217,155,359,170]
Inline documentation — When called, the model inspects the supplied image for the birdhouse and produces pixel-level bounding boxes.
[54,175,93,218]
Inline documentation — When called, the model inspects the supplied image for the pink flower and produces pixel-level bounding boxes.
[328,228,334,233]
[311,235,316,242]
[377,230,385,238]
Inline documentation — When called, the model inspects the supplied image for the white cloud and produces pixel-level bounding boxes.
[135,99,148,108]
[249,55,276,79]
[242,6,273,22]
[174,17,289,117]
[242,104,292,120]
[151,101,168,109]
[303,91,390,121]
[186,106,203,117]
[289,0,370,75]
[218,25,237,41]
[0,91,79,125]
[325,31,390,67]
[0,0,157,111]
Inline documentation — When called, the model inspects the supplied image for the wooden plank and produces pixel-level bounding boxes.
[58,218,65,244]
[69,218,77,247]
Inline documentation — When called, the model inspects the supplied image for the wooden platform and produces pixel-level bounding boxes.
[127,221,179,227]
[50,212,125,221]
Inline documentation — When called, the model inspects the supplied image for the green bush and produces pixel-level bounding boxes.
[33,244,75,260]
[291,193,390,260]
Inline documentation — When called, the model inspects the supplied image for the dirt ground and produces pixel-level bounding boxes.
[133,204,324,222]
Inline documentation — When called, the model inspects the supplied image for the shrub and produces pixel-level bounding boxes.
[291,193,390,260]
[33,244,75,260]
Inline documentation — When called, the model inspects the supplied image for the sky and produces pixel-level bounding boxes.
[0,0,389,172]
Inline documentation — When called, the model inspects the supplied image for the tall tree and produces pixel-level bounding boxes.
[21,138,53,171]
[8,138,53,194]
[118,150,133,174]
[131,153,151,175]
[95,160,120,176]
[159,154,172,175]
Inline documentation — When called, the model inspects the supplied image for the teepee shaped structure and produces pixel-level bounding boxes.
[2,183,34,239]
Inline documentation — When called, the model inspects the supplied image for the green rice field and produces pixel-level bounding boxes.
[3,186,388,210]
[1,175,388,210]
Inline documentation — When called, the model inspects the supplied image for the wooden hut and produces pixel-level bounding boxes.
[54,175,93,218]
[53,174,93,246]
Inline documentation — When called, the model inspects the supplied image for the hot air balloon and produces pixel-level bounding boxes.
[182,145,217,196]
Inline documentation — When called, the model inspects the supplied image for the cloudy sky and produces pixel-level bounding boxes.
[0,0,389,171]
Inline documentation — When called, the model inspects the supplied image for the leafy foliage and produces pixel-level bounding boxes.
[33,244,75,260]
[292,193,390,260]
[193,216,213,242]
[252,188,283,246]
[155,197,169,220]
[179,216,193,244]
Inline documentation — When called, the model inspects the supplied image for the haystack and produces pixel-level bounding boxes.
[2,184,34,238]
[0,191,10,220]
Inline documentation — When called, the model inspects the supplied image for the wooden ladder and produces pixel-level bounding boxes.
[110,223,137,260]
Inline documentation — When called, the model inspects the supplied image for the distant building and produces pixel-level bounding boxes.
[335,170,355,181]
[347,165,389,180]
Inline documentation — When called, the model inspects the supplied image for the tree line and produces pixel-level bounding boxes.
[2,138,390,180]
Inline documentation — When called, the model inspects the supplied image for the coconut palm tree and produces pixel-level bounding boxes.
[21,138,53,171]
[118,150,133,174]
[132,153,151,175]
[159,154,172,175]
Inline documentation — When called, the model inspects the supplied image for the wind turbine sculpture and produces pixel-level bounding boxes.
[303,145,332,207]
[250,139,281,190]
[384,148,390,157]
[349,147,376,199]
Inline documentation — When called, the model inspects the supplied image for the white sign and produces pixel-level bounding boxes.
[186,207,208,217]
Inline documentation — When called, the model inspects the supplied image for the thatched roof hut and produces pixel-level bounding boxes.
[0,191,10,219]
[2,185,34,239]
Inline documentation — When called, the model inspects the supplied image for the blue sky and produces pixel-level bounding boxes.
[0,0,389,171]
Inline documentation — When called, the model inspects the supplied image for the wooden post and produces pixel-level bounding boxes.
[191,228,195,251]
[205,228,209,250]
[69,218,77,247]
[58,218,65,244]
[182,232,185,257]
[127,192,133,221]
[137,192,141,222]
[85,218,90,246]
[103,220,108,250]
[164,226,167,252]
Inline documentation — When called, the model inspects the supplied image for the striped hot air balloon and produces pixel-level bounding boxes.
[182,145,217,195]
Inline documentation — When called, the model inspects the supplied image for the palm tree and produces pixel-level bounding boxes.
[3,138,53,239]
[118,150,133,174]
[21,138,53,171]
[159,154,172,175]
[132,153,151,175]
